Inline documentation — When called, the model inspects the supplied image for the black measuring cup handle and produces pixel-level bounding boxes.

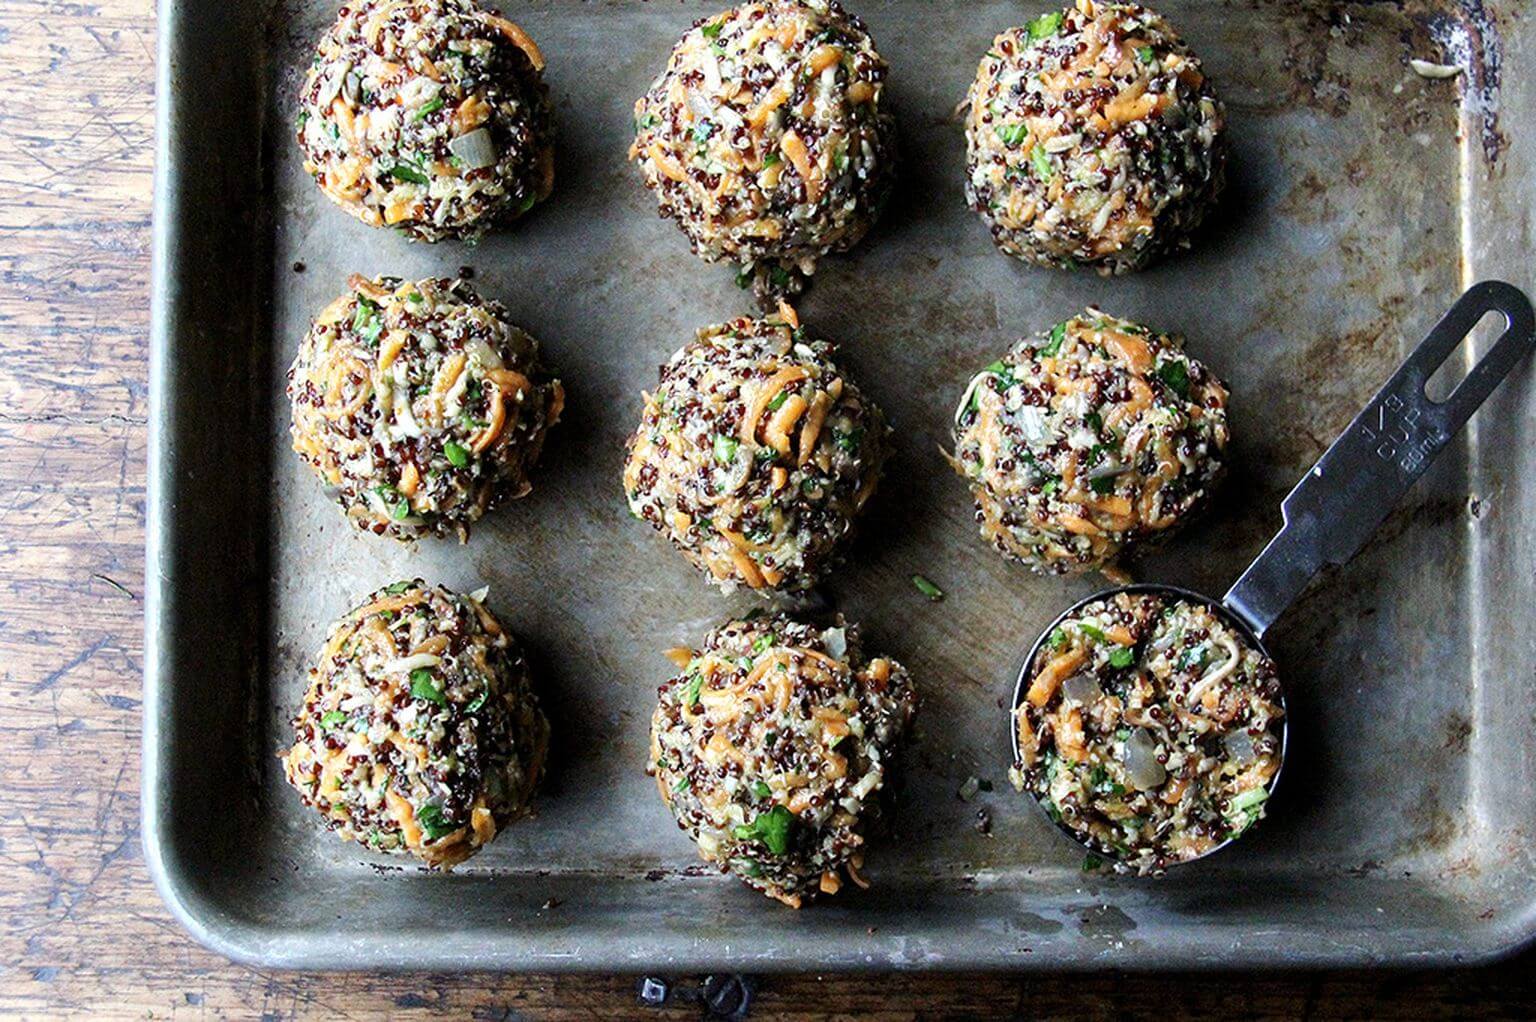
[1223,280,1536,639]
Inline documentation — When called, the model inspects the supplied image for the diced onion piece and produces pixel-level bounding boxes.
[1061,672,1102,706]
[449,128,498,170]
[1223,729,1256,765]
[1123,727,1167,791]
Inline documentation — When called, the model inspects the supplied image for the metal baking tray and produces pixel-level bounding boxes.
[145,0,1536,969]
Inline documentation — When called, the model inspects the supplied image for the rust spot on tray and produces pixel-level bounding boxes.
[1409,0,1509,166]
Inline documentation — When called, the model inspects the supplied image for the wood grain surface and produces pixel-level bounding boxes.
[1,0,1534,1017]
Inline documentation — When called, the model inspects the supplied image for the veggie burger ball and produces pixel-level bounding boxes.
[650,613,916,906]
[296,0,553,242]
[964,1,1226,274]
[629,0,896,305]
[289,274,564,541]
[623,308,888,593]
[950,309,1228,576]
[282,580,550,868]
[1012,591,1283,874]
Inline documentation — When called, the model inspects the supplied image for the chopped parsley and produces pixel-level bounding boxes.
[713,434,739,464]
[415,801,457,840]
[1157,360,1191,398]
[994,122,1029,147]
[832,427,863,453]
[1136,45,1155,64]
[701,19,723,40]
[1090,476,1116,495]
[319,710,348,730]
[1028,11,1064,41]
[1079,623,1108,643]
[1030,144,1055,180]
[753,780,773,799]
[383,580,412,595]
[413,96,445,121]
[351,295,383,345]
[1040,321,1067,357]
[912,574,944,601]
[732,805,794,856]
[443,440,470,468]
[410,668,445,706]
[1047,627,1069,649]
[684,673,704,708]
[1108,647,1136,669]
[387,161,430,185]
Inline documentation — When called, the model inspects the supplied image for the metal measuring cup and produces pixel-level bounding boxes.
[1010,281,1536,870]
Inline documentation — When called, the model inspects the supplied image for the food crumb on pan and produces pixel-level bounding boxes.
[280,579,549,868]
[949,308,1228,575]
[623,308,888,594]
[963,1,1226,274]
[648,612,916,906]
[288,274,564,542]
[628,0,897,307]
[1012,590,1284,875]
[295,0,554,242]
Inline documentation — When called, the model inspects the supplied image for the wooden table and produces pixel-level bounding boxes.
[2,0,1533,1016]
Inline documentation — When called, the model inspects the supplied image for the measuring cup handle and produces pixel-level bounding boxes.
[1223,281,1535,638]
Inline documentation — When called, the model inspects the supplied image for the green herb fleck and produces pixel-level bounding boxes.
[465,691,488,714]
[1040,321,1067,357]
[1028,10,1064,41]
[413,96,445,121]
[733,804,794,856]
[912,574,944,601]
[735,267,753,289]
[833,427,864,454]
[415,802,457,840]
[1030,144,1055,180]
[1108,647,1136,669]
[1090,476,1115,495]
[1079,623,1107,643]
[684,673,704,708]
[750,632,776,655]
[767,390,789,412]
[1082,852,1104,871]
[753,780,773,799]
[701,19,723,40]
[713,434,739,464]
[443,441,470,468]
[387,161,430,185]
[320,710,348,729]
[410,668,445,706]
[1047,627,1069,649]
[383,580,412,595]
[994,122,1030,147]
[1136,45,1155,64]
[673,775,692,792]
[1157,360,1191,398]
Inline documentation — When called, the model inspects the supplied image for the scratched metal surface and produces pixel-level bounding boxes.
[145,0,1536,969]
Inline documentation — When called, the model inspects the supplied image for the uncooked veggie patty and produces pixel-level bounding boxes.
[649,612,916,906]
[1011,590,1283,874]
[282,580,549,868]
[949,308,1227,575]
[964,1,1226,274]
[623,307,887,593]
[629,0,896,305]
[296,0,553,242]
[289,274,563,541]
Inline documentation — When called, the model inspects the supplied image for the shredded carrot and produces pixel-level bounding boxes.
[739,366,809,444]
[648,143,687,182]
[1027,648,1087,707]
[808,44,843,76]
[779,131,821,202]
[485,14,545,70]
[796,391,830,466]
